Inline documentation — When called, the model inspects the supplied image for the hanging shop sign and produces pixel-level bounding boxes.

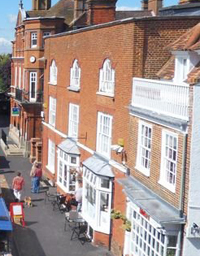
[11,107,20,117]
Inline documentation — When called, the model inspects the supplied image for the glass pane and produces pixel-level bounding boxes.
[101,178,110,189]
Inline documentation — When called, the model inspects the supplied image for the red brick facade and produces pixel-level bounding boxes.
[42,16,200,254]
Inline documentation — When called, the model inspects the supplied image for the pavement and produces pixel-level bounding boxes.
[0,114,114,256]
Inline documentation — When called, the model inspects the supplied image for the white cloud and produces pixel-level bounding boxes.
[8,14,17,23]
[0,38,12,54]
[116,6,141,11]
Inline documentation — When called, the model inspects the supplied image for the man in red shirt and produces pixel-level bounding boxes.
[12,172,25,202]
[32,164,42,193]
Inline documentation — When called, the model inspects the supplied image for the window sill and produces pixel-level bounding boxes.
[96,92,114,98]
[46,165,55,174]
[48,123,56,128]
[135,165,150,177]
[67,86,80,92]
[158,179,175,193]
[48,82,57,86]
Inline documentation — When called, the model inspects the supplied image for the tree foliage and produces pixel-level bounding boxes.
[0,54,11,93]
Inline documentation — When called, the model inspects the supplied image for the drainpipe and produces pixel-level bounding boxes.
[177,132,188,256]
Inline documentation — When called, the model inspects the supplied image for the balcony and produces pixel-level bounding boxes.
[131,78,189,121]
[15,88,43,104]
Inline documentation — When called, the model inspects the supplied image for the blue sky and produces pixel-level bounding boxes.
[0,0,178,53]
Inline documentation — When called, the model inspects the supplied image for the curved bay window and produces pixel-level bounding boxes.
[57,149,80,193]
[82,167,113,235]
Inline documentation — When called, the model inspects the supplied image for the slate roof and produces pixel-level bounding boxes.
[115,10,152,20]
[26,0,74,25]
[157,22,200,84]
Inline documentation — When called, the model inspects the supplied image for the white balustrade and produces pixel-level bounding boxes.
[132,78,189,120]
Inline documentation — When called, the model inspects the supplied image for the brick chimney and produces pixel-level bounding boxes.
[148,0,163,15]
[32,0,51,11]
[74,0,87,20]
[141,0,148,10]
[87,0,117,26]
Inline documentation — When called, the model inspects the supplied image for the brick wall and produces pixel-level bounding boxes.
[42,16,200,253]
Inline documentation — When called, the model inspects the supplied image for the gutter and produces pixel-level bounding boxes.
[177,132,188,256]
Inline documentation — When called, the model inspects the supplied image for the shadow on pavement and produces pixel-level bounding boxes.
[13,224,47,256]
[0,156,10,169]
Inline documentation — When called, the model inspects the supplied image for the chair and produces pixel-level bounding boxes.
[44,186,57,204]
[64,210,79,230]
[52,195,67,213]
[70,224,89,245]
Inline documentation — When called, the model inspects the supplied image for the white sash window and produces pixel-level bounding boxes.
[47,139,55,174]
[68,103,79,138]
[96,112,113,158]
[29,72,37,102]
[49,60,57,85]
[70,59,81,89]
[49,96,56,127]
[99,59,115,97]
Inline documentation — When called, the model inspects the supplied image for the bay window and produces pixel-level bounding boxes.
[82,168,112,234]
[127,203,178,256]
[57,149,80,193]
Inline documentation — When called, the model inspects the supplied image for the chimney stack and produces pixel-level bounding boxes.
[141,0,148,10]
[74,0,87,20]
[87,0,117,26]
[32,0,51,11]
[148,0,163,15]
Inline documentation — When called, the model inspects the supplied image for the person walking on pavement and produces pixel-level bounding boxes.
[12,172,25,202]
[30,160,37,192]
[32,163,42,193]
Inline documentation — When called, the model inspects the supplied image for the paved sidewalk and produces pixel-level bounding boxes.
[0,147,113,256]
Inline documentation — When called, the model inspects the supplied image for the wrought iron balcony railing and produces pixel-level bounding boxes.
[15,88,43,103]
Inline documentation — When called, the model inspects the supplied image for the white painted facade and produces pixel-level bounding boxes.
[183,84,200,255]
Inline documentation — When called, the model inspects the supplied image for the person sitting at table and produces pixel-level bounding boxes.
[74,180,83,212]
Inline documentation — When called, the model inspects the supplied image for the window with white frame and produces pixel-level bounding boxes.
[70,59,81,89]
[18,67,21,89]
[29,72,37,102]
[49,96,56,127]
[68,103,79,138]
[48,139,55,173]
[136,121,152,176]
[82,168,112,234]
[57,149,80,193]
[15,66,17,87]
[31,32,37,48]
[174,56,190,83]
[22,68,25,89]
[42,31,51,47]
[49,60,57,85]
[99,59,115,96]
[96,112,112,158]
[159,130,178,192]
[128,204,178,256]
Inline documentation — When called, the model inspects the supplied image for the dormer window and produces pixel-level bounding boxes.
[49,60,57,85]
[174,54,190,84]
[69,59,81,90]
[98,59,115,97]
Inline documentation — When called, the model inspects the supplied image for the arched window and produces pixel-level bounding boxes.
[70,59,81,89]
[99,59,115,96]
[49,60,57,85]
